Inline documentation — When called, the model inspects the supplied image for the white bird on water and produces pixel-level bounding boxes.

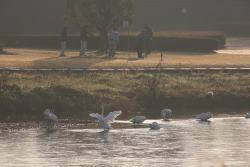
[42,109,58,131]
[206,91,214,99]
[149,122,160,130]
[196,112,212,122]
[161,108,173,121]
[245,113,250,119]
[130,116,147,124]
[89,110,122,131]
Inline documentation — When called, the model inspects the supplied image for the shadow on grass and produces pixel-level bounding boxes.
[0,50,18,56]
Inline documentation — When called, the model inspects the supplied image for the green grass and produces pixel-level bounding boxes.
[1,71,250,122]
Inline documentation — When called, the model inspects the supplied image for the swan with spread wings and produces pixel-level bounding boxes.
[89,110,122,131]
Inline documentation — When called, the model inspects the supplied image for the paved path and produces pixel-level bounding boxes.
[1,67,250,73]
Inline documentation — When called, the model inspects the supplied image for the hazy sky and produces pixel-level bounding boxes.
[1,0,250,34]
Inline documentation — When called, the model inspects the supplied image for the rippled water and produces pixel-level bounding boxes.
[0,117,250,167]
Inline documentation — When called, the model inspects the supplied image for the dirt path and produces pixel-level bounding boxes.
[1,48,250,69]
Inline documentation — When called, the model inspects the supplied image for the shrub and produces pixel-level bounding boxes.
[0,41,3,52]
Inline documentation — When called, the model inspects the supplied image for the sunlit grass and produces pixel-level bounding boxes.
[5,72,250,97]
[1,71,250,121]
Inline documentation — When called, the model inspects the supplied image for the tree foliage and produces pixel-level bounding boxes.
[65,0,133,50]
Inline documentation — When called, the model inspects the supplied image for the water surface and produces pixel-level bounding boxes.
[0,117,250,167]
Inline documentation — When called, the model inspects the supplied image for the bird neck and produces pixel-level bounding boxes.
[101,104,105,117]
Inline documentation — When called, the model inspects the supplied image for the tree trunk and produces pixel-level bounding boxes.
[98,29,108,53]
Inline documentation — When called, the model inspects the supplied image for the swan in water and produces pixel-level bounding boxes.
[149,122,160,130]
[245,113,250,119]
[196,112,212,122]
[42,109,58,131]
[89,110,122,131]
[161,108,173,121]
[130,116,147,124]
[206,91,214,99]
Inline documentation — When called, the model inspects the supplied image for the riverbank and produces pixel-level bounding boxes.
[0,71,250,122]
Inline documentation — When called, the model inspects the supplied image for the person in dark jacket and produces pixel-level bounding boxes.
[59,27,67,57]
[144,24,153,55]
[136,31,145,59]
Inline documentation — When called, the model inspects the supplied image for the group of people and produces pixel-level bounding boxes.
[59,24,153,59]
[59,27,88,57]
[107,24,153,58]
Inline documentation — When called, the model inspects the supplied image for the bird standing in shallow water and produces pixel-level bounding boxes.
[42,109,58,131]
[149,122,160,130]
[245,113,250,119]
[161,108,173,121]
[89,110,122,131]
[130,116,147,125]
[196,112,212,122]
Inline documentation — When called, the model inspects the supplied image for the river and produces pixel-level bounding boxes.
[0,117,250,167]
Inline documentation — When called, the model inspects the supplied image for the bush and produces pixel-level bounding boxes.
[0,42,3,52]
[0,31,226,52]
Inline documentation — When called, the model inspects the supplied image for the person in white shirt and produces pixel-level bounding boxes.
[59,27,67,57]
[80,27,88,56]
[108,27,119,57]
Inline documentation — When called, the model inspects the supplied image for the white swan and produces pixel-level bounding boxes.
[196,112,212,121]
[149,122,160,130]
[130,116,147,124]
[89,110,122,131]
[42,109,58,131]
[161,108,173,121]
[245,113,250,119]
[206,91,214,99]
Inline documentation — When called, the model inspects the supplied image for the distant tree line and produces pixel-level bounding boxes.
[64,0,133,51]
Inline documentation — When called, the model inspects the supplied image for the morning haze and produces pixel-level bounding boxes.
[0,0,250,166]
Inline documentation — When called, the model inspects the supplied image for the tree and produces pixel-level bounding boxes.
[65,0,133,51]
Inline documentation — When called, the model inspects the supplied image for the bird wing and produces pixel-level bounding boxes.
[48,112,58,122]
[196,113,203,119]
[43,110,58,122]
[89,113,104,121]
[196,113,209,120]
[104,110,122,123]
[130,116,146,124]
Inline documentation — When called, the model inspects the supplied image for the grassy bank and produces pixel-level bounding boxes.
[0,71,250,122]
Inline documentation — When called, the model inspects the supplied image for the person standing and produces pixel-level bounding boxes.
[136,31,145,59]
[144,24,153,55]
[108,27,119,57]
[80,27,88,56]
[59,27,67,57]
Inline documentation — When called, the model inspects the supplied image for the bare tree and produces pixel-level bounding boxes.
[65,0,133,51]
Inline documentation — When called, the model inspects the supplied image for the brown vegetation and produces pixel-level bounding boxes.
[0,71,250,122]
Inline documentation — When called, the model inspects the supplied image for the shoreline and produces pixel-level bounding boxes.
[0,71,250,122]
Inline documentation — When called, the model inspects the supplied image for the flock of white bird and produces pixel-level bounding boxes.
[42,108,250,132]
[40,91,250,132]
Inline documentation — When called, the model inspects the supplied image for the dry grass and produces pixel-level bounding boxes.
[1,48,250,69]
[1,71,250,121]
[6,71,250,97]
